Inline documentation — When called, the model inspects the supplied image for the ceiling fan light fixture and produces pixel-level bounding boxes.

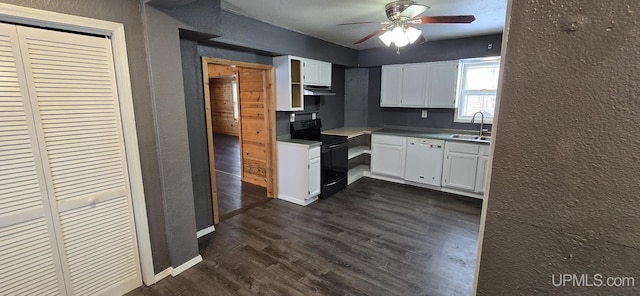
[379,30,394,47]
[391,26,409,47]
[406,26,422,44]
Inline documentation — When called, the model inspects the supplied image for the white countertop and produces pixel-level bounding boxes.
[322,127,381,138]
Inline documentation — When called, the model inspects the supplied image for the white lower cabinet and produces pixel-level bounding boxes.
[442,141,490,197]
[371,135,407,179]
[475,145,490,193]
[308,155,321,197]
[277,141,321,206]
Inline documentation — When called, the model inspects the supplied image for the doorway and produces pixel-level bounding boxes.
[201,57,278,224]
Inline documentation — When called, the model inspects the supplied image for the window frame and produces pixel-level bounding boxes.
[454,57,501,124]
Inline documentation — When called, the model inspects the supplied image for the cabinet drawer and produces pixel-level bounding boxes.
[479,145,490,156]
[309,146,320,159]
[446,141,479,154]
[372,134,406,146]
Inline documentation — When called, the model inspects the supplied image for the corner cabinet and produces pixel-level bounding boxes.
[380,60,458,108]
[277,141,321,206]
[370,134,407,179]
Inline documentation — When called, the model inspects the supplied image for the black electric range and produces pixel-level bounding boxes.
[290,119,348,198]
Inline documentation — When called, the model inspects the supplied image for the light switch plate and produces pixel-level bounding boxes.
[421,110,428,118]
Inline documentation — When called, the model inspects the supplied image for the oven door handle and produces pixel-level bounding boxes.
[325,181,339,187]
[326,144,340,149]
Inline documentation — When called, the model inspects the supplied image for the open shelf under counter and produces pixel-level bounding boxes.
[348,145,371,160]
[348,164,370,185]
[322,127,381,139]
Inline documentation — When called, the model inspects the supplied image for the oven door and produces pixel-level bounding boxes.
[321,141,348,198]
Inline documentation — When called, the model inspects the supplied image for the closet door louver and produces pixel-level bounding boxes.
[17,27,141,295]
[0,24,67,296]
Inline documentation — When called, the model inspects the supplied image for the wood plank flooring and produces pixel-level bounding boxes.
[213,133,269,221]
[213,133,241,177]
[127,178,482,296]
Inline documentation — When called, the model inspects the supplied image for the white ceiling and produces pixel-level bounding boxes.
[222,0,508,50]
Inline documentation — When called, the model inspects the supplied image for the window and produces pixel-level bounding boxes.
[231,80,239,120]
[455,57,501,123]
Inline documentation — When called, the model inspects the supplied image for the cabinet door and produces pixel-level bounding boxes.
[426,61,458,108]
[308,157,321,197]
[380,65,403,107]
[318,61,332,86]
[475,155,488,194]
[303,59,320,85]
[371,135,406,179]
[400,63,428,107]
[442,152,478,191]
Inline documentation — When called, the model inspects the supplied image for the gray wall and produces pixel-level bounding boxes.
[0,0,172,274]
[359,33,502,67]
[367,67,493,131]
[141,3,201,272]
[213,10,358,66]
[348,35,504,131]
[344,68,370,127]
[476,1,640,295]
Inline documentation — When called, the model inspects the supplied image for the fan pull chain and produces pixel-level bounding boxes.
[397,47,401,55]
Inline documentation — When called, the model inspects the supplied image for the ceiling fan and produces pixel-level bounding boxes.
[341,1,476,49]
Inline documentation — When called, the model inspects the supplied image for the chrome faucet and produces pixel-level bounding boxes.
[471,111,485,137]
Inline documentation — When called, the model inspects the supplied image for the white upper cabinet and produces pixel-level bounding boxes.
[427,60,458,108]
[400,63,429,106]
[380,60,458,108]
[380,65,403,106]
[302,58,331,87]
[275,55,303,111]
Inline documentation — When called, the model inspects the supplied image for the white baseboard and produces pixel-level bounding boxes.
[152,255,203,283]
[196,225,216,238]
[277,194,318,206]
[153,267,172,283]
[171,255,203,276]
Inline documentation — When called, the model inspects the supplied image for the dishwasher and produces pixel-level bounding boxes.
[405,137,444,187]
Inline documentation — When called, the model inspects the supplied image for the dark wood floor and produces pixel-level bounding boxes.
[213,133,269,221]
[213,133,241,177]
[127,178,482,296]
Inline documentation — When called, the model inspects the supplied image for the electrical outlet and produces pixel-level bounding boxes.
[290,113,295,122]
[421,110,428,118]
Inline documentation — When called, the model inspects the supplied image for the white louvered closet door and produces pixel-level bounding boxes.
[11,25,141,296]
[0,23,67,296]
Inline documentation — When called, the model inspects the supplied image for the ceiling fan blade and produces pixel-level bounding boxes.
[414,34,426,45]
[354,27,388,45]
[413,15,476,24]
[338,21,389,26]
[400,4,429,19]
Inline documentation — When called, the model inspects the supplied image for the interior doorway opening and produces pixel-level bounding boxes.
[201,57,278,225]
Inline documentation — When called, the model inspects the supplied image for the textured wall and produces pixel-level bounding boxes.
[0,0,172,273]
[142,4,200,271]
[476,1,640,295]
[358,33,502,67]
[344,68,369,127]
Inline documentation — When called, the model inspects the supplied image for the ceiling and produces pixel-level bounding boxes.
[221,0,508,50]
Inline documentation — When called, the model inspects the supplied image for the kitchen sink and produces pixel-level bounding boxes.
[450,134,491,141]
